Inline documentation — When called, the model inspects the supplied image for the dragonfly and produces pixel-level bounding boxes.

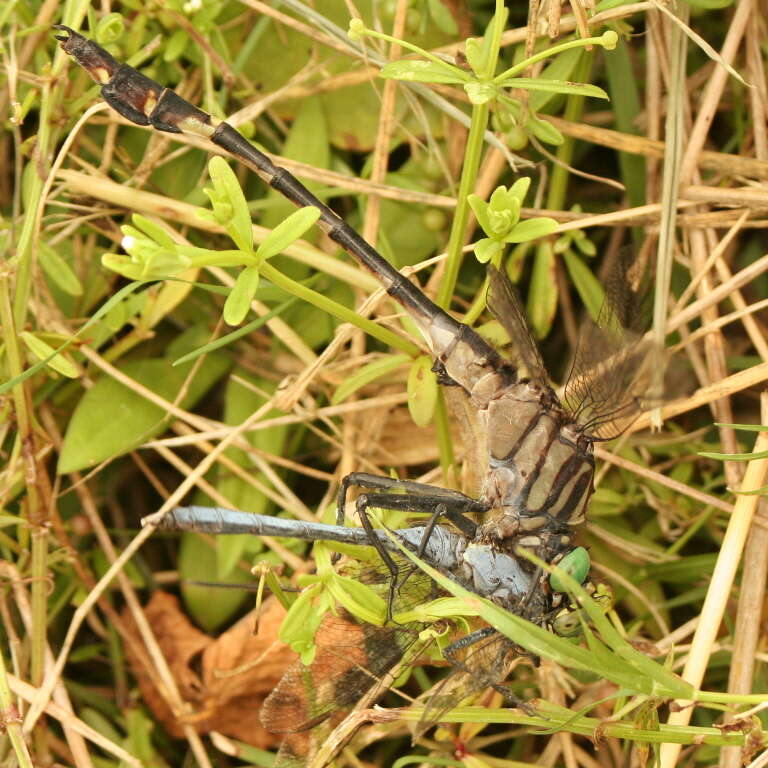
[55,24,654,766]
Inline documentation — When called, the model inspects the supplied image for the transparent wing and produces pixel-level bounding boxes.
[486,265,549,383]
[562,250,664,439]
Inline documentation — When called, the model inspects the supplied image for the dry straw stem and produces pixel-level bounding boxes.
[659,394,768,768]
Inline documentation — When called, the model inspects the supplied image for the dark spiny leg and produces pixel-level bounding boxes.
[354,494,401,623]
[351,491,479,623]
[442,628,535,715]
[397,502,449,593]
[337,472,484,534]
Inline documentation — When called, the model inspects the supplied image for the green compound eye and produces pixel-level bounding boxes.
[550,546,590,593]
[552,608,582,637]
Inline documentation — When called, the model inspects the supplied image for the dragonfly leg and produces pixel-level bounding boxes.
[442,628,536,715]
[397,502,450,593]
[337,472,484,535]
[350,491,480,623]
[353,494,401,623]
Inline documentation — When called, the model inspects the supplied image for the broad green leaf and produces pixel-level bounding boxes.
[163,28,188,62]
[380,60,466,84]
[562,250,605,322]
[178,532,252,633]
[407,355,438,427]
[279,583,331,664]
[20,332,79,378]
[58,352,230,473]
[39,241,83,296]
[224,265,261,325]
[331,353,411,405]
[506,177,531,204]
[473,238,502,264]
[214,374,289,576]
[325,574,387,626]
[527,241,558,338]
[464,81,496,105]
[426,0,458,35]
[526,114,565,146]
[505,217,558,243]
[467,193,492,233]
[604,43,646,213]
[594,0,636,9]
[130,214,177,250]
[684,0,734,7]
[261,97,328,246]
[206,156,253,253]
[256,206,321,261]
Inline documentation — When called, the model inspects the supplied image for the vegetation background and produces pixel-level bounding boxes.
[1,0,768,766]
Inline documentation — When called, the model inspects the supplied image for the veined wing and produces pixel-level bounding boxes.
[486,266,549,383]
[261,609,426,767]
[260,555,440,767]
[562,251,662,439]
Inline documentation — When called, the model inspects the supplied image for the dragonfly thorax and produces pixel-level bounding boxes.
[459,543,548,618]
[478,384,595,556]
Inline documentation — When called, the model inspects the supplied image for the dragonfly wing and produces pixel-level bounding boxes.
[414,631,526,740]
[261,558,440,765]
[562,250,664,438]
[486,266,549,383]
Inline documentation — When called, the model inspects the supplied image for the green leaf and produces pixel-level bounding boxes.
[39,241,83,296]
[464,37,485,75]
[325,574,387,626]
[331,353,411,405]
[562,250,605,322]
[464,81,497,105]
[526,114,565,146]
[164,28,188,62]
[505,217,558,243]
[684,0,735,7]
[205,156,253,253]
[499,78,608,100]
[179,532,252,633]
[527,241,558,338]
[130,214,178,250]
[426,0,458,35]
[407,355,438,427]
[57,352,231,473]
[223,265,261,325]
[256,206,321,261]
[20,332,79,378]
[473,238,502,264]
[380,59,466,85]
[214,374,289,576]
[529,47,585,112]
[467,193,492,234]
[279,583,328,664]
[506,177,532,205]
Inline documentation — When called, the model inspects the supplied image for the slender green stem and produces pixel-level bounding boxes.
[30,530,49,687]
[494,32,616,82]
[0,651,35,768]
[353,25,470,80]
[436,102,490,309]
[259,262,420,356]
[435,0,505,309]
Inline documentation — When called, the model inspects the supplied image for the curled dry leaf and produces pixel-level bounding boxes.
[122,591,296,747]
